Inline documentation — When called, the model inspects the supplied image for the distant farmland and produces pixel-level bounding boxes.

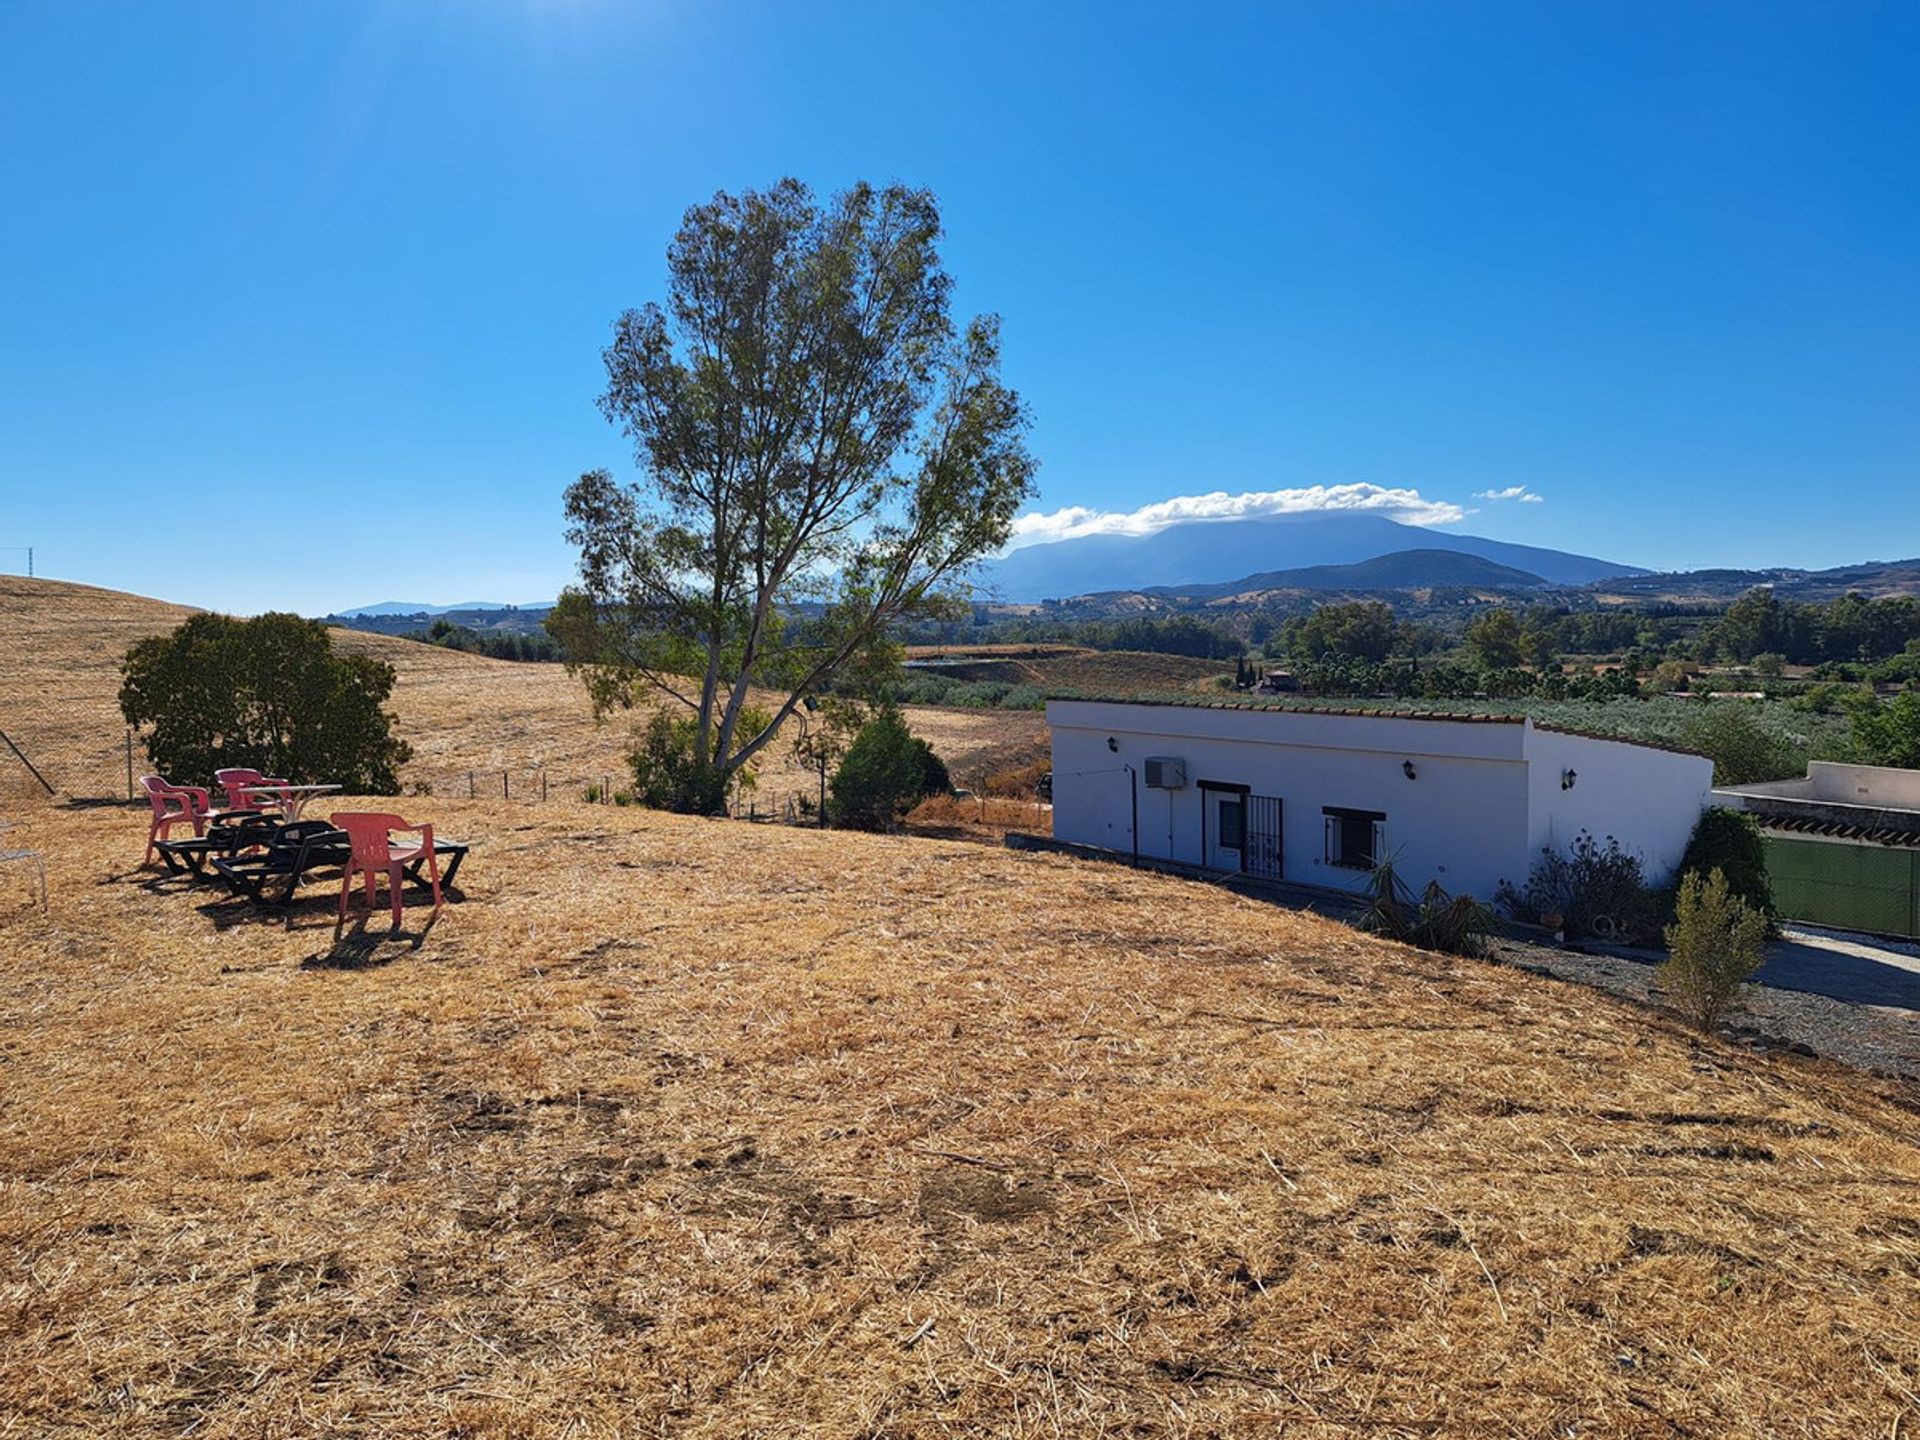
[902,644,1230,695]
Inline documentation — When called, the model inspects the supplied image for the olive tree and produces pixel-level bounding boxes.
[120,612,410,792]
[552,180,1036,812]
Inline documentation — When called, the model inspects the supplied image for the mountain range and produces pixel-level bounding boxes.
[972,513,1644,601]
[335,600,536,617]
[1142,548,1555,601]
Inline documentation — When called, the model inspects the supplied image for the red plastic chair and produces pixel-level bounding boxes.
[215,767,292,815]
[330,811,442,932]
[139,775,211,866]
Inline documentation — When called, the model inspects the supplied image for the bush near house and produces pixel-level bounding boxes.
[829,706,951,831]
[119,612,411,792]
[1658,869,1770,1031]
[1496,831,1658,943]
[1359,858,1498,957]
[1678,809,1776,930]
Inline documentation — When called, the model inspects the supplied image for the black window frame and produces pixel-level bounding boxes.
[1323,806,1386,870]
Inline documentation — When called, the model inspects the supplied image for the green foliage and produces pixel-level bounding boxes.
[1849,690,1920,769]
[1077,615,1243,659]
[1358,857,1498,957]
[419,618,559,662]
[120,613,411,793]
[1789,681,1855,715]
[1678,809,1775,924]
[557,179,1036,795]
[1678,703,1808,785]
[625,704,774,813]
[828,706,950,831]
[1707,587,1920,665]
[1464,608,1525,670]
[879,673,1053,710]
[1280,601,1401,663]
[1658,869,1770,1031]
[1497,832,1656,942]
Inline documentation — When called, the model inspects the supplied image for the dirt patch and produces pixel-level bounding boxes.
[917,1167,1055,1228]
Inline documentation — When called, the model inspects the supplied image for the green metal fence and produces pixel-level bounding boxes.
[1762,836,1920,939]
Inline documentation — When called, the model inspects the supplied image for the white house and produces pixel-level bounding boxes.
[1047,699,1714,900]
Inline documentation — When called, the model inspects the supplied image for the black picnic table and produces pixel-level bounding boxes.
[209,819,469,908]
[154,811,284,877]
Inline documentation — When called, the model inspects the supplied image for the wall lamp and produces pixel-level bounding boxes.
[1561,768,1578,790]
[1402,760,1418,780]
[1107,736,1119,753]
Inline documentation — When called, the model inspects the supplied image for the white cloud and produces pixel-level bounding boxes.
[1006,483,1468,548]
[1473,485,1545,504]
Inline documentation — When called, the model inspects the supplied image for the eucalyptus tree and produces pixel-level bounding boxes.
[552,180,1036,811]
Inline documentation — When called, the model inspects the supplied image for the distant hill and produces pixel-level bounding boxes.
[975,513,1643,600]
[1589,558,1920,605]
[1147,548,1551,600]
[325,602,556,638]
[337,600,529,617]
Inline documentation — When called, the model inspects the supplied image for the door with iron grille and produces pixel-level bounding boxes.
[1245,795,1283,880]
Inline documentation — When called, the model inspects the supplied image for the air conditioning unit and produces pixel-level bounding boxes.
[1143,757,1186,790]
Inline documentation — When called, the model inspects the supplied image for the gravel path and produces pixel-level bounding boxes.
[1487,933,1920,1079]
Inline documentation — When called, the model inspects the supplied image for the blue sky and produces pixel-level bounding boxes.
[2,1,1916,614]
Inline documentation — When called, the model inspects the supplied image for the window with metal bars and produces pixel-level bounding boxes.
[1323,806,1385,869]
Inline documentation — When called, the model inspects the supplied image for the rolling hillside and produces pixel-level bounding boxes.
[0,578,1040,804]
[977,513,1644,600]
[5,575,1920,1432]
[4,792,1919,1432]
[1145,547,1551,600]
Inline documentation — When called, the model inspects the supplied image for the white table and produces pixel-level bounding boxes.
[242,782,343,823]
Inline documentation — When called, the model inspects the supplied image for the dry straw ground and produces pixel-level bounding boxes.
[0,577,1044,807]
[2,799,1919,1437]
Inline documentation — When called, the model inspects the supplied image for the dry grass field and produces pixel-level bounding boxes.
[0,577,1042,807]
[4,575,1920,1435]
[2,801,1919,1437]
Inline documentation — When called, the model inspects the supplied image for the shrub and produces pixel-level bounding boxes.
[625,704,772,813]
[997,684,1046,710]
[944,680,1012,708]
[1359,857,1498,957]
[625,709,723,813]
[829,706,950,831]
[120,612,411,792]
[1678,703,1806,786]
[1496,831,1656,942]
[1678,809,1775,926]
[1658,869,1769,1031]
[1850,690,1920,769]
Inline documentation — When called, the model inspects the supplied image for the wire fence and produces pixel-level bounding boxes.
[1,724,1051,845]
[0,725,953,829]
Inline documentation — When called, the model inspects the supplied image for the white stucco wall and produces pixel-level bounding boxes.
[1048,702,1714,900]
[1799,762,1920,808]
[1048,702,1534,899]
[1521,726,1715,888]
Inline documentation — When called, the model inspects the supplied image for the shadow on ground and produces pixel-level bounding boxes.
[1758,932,1920,1011]
[303,910,440,968]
